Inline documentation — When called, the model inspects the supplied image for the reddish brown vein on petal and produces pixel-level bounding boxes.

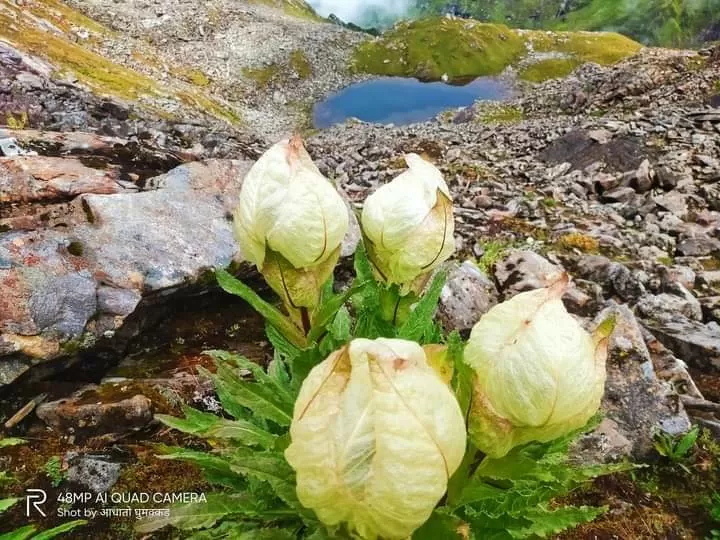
[296,347,350,421]
[421,190,451,271]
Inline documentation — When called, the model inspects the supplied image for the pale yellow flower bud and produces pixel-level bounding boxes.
[464,276,608,458]
[361,154,455,292]
[234,136,348,271]
[285,338,467,540]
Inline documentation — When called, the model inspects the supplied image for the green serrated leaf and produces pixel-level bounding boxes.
[267,358,291,390]
[307,281,367,343]
[674,426,700,458]
[31,520,87,540]
[135,493,291,533]
[215,269,307,348]
[289,348,324,390]
[328,306,352,343]
[353,242,375,284]
[266,323,302,364]
[225,449,304,513]
[512,505,605,538]
[206,357,293,427]
[208,350,295,406]
[453,481,508,508]
[155,445,246,492]
[413,508,466,539]
[397,271,447,342]
[305,527,334,540]
[156,407,277,449]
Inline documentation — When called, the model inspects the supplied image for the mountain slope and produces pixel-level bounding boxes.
[0,0,364,141]
[412,0,720,46]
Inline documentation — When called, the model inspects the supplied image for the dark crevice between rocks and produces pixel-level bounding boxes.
[0,279,270,435]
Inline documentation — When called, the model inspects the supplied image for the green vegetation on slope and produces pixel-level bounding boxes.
[518,29,643,80]
[557,0,720,46]
[243,49,313,88]
[412,0,720,46]
[352,18,526,81]
[352,19,642,83]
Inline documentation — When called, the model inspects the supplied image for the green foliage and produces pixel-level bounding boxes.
[289,50,312,79]
[413,0,719,46]
[0,498,19,513]
[142,350,317,537]
[519,58,579,82]
[653,426,700,463]
[43,456,65,488]
[352,244,445,343]
[709,492,720,538]
[0,498,86,539]
[477,241,511,273]
[0,438,24,486]
[433,422,635,539]
[216,269,307,348]
[352,18,526,81]
[352,15,641,82]
[477,104,525,123]
[153,246,627,539]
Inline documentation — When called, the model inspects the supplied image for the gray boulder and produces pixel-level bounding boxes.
[438,261,499,333]
[593,303,692,458]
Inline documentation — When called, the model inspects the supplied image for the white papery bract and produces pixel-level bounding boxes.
[361,154,455,292]
[234,136,348,271]
[464,276,608,458]
[285,338,467,540]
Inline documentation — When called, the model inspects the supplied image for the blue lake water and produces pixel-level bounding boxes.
[313,76,511,128]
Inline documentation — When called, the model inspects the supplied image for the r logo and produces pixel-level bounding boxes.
[25,489,47,517]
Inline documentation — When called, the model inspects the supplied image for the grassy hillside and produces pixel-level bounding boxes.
[412,0,720,46]
[351,17,642,83]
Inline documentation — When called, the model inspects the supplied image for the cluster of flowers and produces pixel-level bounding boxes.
[234,136,609,540]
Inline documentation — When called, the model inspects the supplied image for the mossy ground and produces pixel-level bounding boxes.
[560,429,720,539]
[519,57,580,82]
[352,18,527,82]
[243,49,313,89]
[416,0,716,47]
[555,232,600,253]
[352,19,642,83]
[476,104,525,123]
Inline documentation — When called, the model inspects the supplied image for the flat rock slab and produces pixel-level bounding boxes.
[36,391,153,437]
[644,316,720,373]
[0,156,125,203]
[0,157,253,385]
